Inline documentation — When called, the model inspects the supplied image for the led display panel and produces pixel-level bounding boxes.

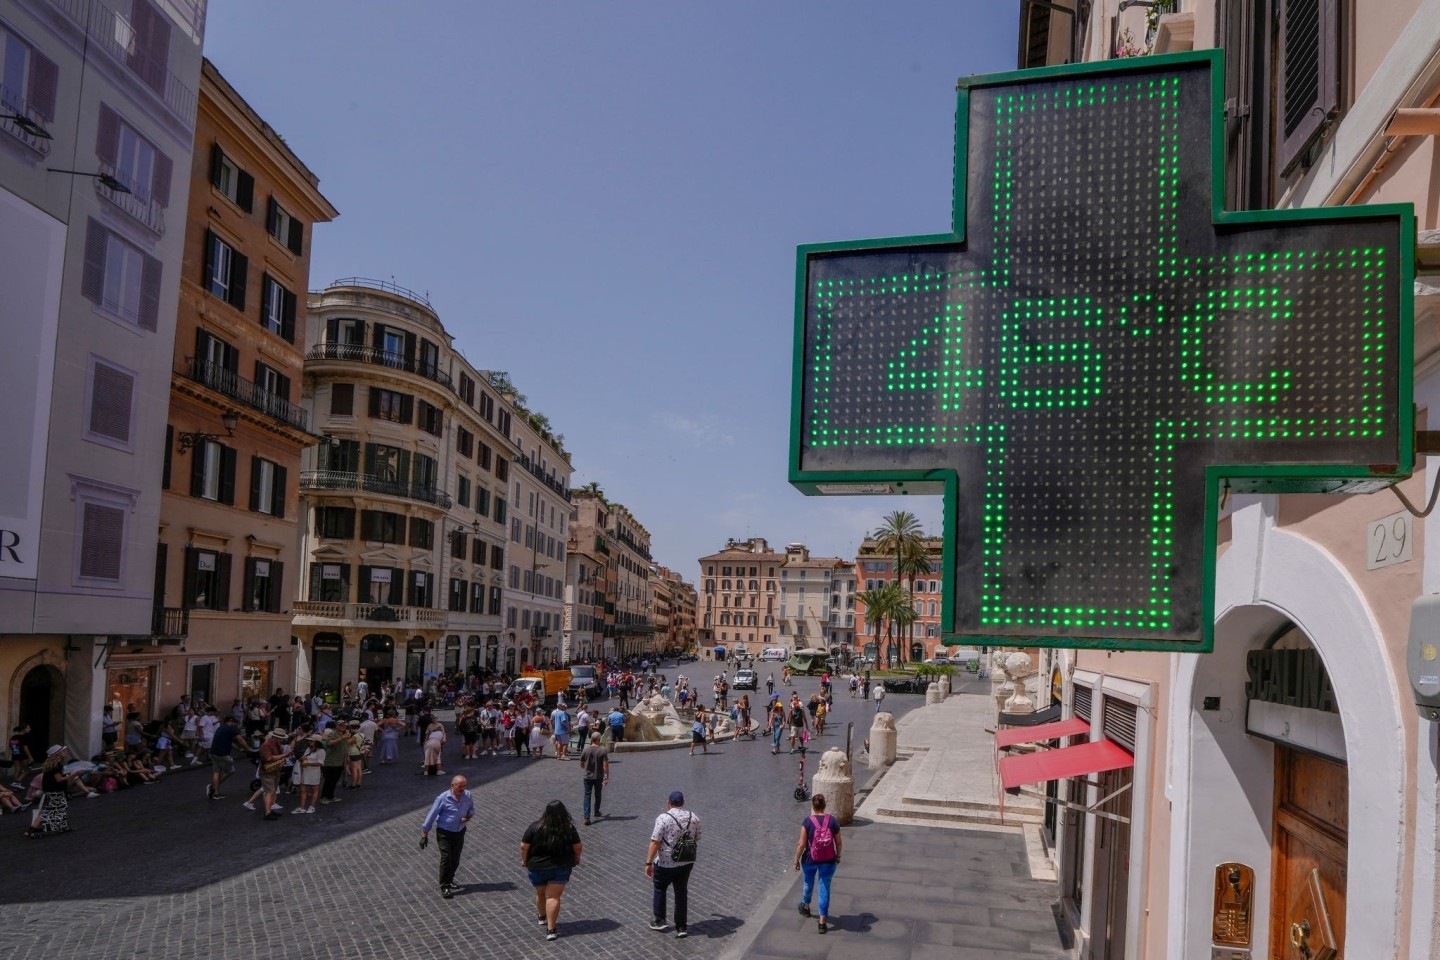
[790,53,1413,651]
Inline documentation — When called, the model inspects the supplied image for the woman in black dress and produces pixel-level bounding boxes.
[26,745,73,837]
[520,800,582,941]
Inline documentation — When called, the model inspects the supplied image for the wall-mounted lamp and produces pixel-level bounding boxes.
[4,112,51,139]
[177,410,239,453]
[48,166,129,193]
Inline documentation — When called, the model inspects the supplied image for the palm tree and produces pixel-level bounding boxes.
[890,598,918,668]
[872,511,924,662]
[898,539,933,663]
[855,585,895,665]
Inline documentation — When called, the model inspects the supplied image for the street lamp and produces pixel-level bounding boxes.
[176,410,239,453]
[47,167,129,193]
[3,112,51,139]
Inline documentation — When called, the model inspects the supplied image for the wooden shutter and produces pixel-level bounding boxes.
[268,561,284,613]
[404,331,417,361]
[1102,697,1138,752]
[162,425,173,489]
[137,253,160,331]
[330,383,354,416]
[130,0,170,95]
[153,542,167,607]
[372,322,386,350]
[363,442,379,476]
[242,556,257,611]
[280,287,296,343]
[271,465,287,518]
[96,103,120,165]
[1073,684,1093,721]
[309,563,322,601]
[151,149,172,206]
[388,573,403,606]
[81,219,107,305]
[182,546,198,608]
[248,456,262,511]
[219,446,237,505]
[358,564,372,598]
[287,218,304,256]
[236,169,254,212]
[88,361,134,442]
[28,50,57,121]
[1276,0,1339,174]
[215,552,232,610]
[228,251,247,310]
[79,503,124,580]
[400,394,414,424]
[265,196,277,235]
[189,440,206,496]
[367,387,381,418]
[276,372,291,403]
[209,143,224,187]
[325,316,338,343]
[201,229,215,289]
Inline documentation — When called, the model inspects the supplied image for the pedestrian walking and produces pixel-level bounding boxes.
[521,800,583,941]
[768,698,786,754]
[25,745,73,837]
[421,775,476,898]
[793,793,842,934]
[579,732,608,825]
[294,735,323,813]
[766,674,774,696]
[645,790,700,938]
[787,695,809,753]
[873,682,887,713]
[318,723,351,803]
[253,729,290,820]
[689,709,708,756]
[377,710,404,763]
[207,715,250,800]
[551,704,571,759]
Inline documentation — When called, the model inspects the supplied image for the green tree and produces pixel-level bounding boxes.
[890,597,918,667]
[855,584,895,664]
[898,538,933,663]
[872,511,924,662]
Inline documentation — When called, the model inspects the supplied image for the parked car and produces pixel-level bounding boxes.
[568,665,601,699]
[677,652,698,662]
[879,675,927,694]
[732,669,758,691]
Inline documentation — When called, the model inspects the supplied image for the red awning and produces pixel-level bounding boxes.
[995,717,1090,750]
[999,739,1134,790]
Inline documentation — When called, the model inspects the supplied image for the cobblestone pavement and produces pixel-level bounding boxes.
[0,672,929,960]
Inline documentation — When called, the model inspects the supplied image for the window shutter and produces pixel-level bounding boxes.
[268,561,283,613]
[277,373,291,403]
[189,440,206,497]
[215,552,232,610]
[1276,0,1339,174]
[403,330,417,360]
[219,446,237,505]
[330,383,353,416]
[28,51,58,121]
[325,316,338,343]
[287,218,304,256]
[309,563,322,601]
[88,361,134,442]
[389,574,403,607]
[271,465,287,518]
[358,564,372,598]
[162,425,173,489]
[397,449,411,486]
[182,546,198,608]
[96,103,120,166]
[236,169,254,212]
[209,143,223,187]
[265,196,277,235]
[372,322,386,350]
[248,455,262,511]
[138,252,160,331]
[129,0,170,95]
[363,443,378,476]
[202,230,215,290]
[242,557,257,611]
[228,251,247,310]
[280,287,296,343]
[151,149,172,206]
[79,502,124,580]
[400,395,414,424]
[82,219,107,305]
[367,387,381,418]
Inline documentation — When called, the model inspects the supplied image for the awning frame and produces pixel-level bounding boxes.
[1008,779,1133,824]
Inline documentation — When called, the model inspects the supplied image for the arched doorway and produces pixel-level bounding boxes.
[311,634,343,699]
[19,664,64,757]
[359,635,394,688]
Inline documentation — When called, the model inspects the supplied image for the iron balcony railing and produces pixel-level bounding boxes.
[54,0,199,123]
[181,357,309,431]
[323,277,435,311]
[300,470,453,509]
[513,454,571,501]
[151,606,188,638]
[96,161,165,234]
[0,83,50,156]
[306,341,453,389]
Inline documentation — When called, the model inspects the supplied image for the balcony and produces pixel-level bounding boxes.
[96,161,164,234]
[513,454,572,501]
[300,470,453,509]
[180,357,309,431]
[151,606,188,639]
[292,601,445,625]
[307,341,453,390]
[0,84,50,156]
[55,0,199,124]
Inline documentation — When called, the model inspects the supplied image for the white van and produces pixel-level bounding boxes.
[758,646,790,662]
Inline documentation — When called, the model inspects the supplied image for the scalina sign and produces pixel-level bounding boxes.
[789,51,1413,652]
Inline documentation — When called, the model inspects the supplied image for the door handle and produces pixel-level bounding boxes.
[1290,918,1312,958]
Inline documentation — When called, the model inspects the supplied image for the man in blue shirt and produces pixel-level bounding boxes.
[607,707,627,744]
[421,774,476,898]
[207,716,250,800]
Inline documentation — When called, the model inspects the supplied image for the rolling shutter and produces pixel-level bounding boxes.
[1073,684,1092,722]
[1102,697,1138,752]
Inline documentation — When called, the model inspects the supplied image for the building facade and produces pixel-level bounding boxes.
[853,537,944,663]
[0,0,205,757]
[118,57,335,722]
[1016,2,1440,957]
[776,543,850,652]
[501,408,571,670]
[563,533,606,662]
[696,537,785,660]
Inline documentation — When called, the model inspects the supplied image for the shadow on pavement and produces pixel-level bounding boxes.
[690,914,744,938]
[836,911,879,933]
[561,917,622,936]
[459,881,517,894]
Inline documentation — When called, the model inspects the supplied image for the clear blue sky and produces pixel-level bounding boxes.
[204,1,1019,577]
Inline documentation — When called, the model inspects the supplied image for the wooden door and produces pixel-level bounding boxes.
[1270,747,1347,959]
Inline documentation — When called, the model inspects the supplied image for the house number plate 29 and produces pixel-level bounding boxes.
[1366,510,1413,570]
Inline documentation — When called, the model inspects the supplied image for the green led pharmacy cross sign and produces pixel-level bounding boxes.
[789,51,1415,652]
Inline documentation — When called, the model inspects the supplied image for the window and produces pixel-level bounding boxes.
[309,562,349,603]
[495,458,509,482]
[265,196,304,255]
[475,487,491,518]
[495,498,508,525]
[470,581,485,613]
[417,399,443,436]
[209,143,253,211]
[451,530,467,560]
[459,374,475,406]
[243,558,282,613]
[358,565,402,605]
[95,103,170,206]
[479,391,494,422]
[323,438,360,473]
[368,388,412,424]
[189,439,236,504]
[408,517,434,549]
[0,22,57,125]
[203,230,247,309]
[260,274,296,341]
[456,427,473,457]
[183,547,230,611]
[359,509,404,544]
[498,410,512,436]
[81,219,160,330]
[1275,0,1341,176]
[511,518,521,543]
[85,357,136,449]
[248,457,286,516]
[490,586,502,615]
[254,362,291,413]
[314,506,354,539]
[457,474,471,508]
[408,571,433,608]
[413,453,437,493]
[476,442,492,470]
[364,443,409,483]
[78,501,124,581]
[330,383,354,416]
[491,544,504,570]
[471,537,486,565]
[510,565,520,589]
[125,0,171,97]
[419,340,440,379]
[449,578,465,612]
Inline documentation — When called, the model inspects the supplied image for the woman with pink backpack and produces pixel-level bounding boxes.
[791,793,842,934]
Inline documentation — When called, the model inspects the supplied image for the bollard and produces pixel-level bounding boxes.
[811,747,855,824]
[926,681,943,705]
[938,674,951,699]
[868,712,897,769]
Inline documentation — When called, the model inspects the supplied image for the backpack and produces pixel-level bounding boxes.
[668,812,697,863]
[789,705,805,726]
[807,815,837,863]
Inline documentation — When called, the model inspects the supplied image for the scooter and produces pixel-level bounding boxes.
[793,734,810,802]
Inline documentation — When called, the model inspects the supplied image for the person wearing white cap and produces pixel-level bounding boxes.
[247,729,290,820]
[25,745,73,837]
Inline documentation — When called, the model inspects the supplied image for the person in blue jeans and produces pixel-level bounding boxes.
[793,793,842,934]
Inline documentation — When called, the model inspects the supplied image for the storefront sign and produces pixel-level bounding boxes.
[1244,649,1338,713]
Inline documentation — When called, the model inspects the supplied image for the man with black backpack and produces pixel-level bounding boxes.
[644,790,701,939]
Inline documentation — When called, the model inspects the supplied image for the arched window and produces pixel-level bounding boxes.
[719,613,730,626]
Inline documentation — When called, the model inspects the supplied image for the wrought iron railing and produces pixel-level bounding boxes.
[514,454,571,501]
[306,341,453,389]
[181,357,309,431]
[96,161,165,234]
[0,83,50,156]
[55,0,198,123]
[300,470,453,509]
[151,606,188,638]
[323,277,435,311]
